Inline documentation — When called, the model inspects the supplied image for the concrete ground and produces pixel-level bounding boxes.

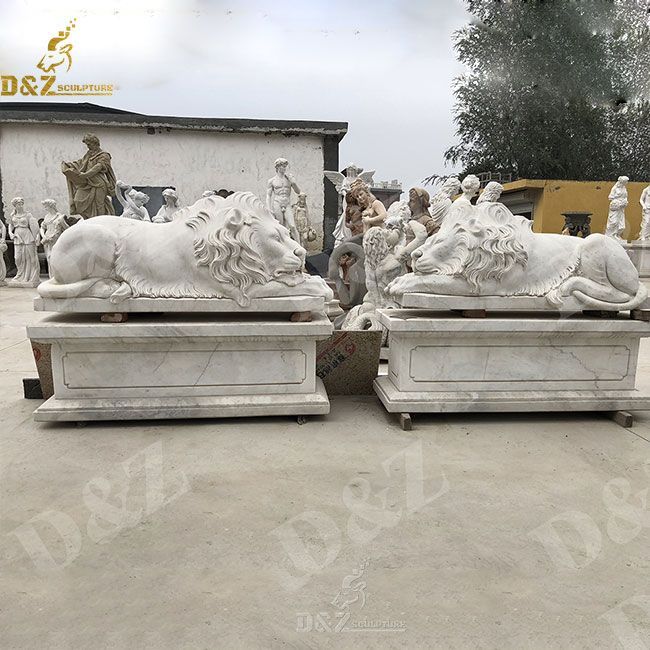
[2,285,650,649]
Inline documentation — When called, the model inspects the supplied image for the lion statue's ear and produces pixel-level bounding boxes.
[225,208,251,231]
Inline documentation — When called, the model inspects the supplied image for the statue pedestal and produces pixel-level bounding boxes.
[624,241,650,279]
[27,313,332,422]
[374,310,650,416]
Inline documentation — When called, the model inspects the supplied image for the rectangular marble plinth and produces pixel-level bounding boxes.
[34,295,325,314]
[27,313,332,422]
[375,311,650,414]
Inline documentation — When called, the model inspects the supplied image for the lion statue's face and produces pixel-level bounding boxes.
[188,192,308,306]
[412,229,463,274]
[249,217,306,282]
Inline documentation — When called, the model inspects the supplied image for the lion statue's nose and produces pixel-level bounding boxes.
[294,246,306,260]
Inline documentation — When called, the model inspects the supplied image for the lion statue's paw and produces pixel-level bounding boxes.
[387,273,419,296]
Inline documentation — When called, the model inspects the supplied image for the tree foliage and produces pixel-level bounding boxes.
[445,0,650,181]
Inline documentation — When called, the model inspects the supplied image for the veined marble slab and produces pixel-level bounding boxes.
[34,295,326,314]
[398,293,600,312]
[377,310,650,334]
[375,378,650,413]
[33,381,330,422]
[27,313,333,422]
[375,311,650,415]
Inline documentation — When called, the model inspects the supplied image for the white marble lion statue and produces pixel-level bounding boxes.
[387,201,647,310]
[38,192,333,307]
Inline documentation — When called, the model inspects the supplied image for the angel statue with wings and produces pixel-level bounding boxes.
[324,163,375,247]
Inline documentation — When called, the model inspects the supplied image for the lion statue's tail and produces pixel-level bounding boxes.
[38,277,117,299]
[572,282,647,311]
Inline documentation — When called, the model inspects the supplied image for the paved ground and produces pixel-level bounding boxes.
[2,285,650,649]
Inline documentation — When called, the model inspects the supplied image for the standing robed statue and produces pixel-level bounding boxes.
[61,133,117,218]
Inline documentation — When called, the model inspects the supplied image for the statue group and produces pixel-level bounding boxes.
[603,176,650,243]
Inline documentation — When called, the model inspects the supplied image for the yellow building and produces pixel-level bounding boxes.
[498,179,649,239]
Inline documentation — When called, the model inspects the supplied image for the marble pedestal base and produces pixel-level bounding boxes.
[624,241,650,279]
[374,310,650,414]
[27,313,333,422]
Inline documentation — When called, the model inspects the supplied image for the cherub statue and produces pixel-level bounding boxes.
[384,200,429,267]
[429,177,461,230]
[40,199,77,276]
[341,219,426,337]
[116,181,151,221]
[267,158,301,242]
[605,176,629,242]
[0,218,7,286]
[291,193,316,249]
[477,181,503,204]
[7,197,40,287]
[325,163,375,247]
[153,188,180,223]
[638,184,650,241]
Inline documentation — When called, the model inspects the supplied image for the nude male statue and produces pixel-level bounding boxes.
[267,158,301,242]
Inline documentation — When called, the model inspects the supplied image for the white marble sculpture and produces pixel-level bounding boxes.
[38,192,333,308]
[604,176,629,242]
[116,181,151,221]
[267,158,301,243]
[456,174,480,205]
[7,197,41,287]
[325,164,375,247]
[202,190,216,198]
[0,219,7,286]
[638,184,650,241]
[387,185,647,311]
[342,209,428,333]
[292,193,316,249]
[40,199,73,275]
[429,177,461,230]
[153,188,180,223]
[477,181,503,204]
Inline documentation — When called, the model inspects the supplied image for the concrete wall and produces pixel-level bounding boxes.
[0,123,326,249]
[503,179,649,238]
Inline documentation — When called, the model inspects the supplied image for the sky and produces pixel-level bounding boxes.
[0,0,469,192]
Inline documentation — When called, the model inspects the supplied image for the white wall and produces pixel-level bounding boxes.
[0,123,325,248]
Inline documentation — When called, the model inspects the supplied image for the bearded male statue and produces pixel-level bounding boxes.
[61,133,117,218]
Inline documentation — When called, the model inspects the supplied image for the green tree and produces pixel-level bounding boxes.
[445,0,650,181]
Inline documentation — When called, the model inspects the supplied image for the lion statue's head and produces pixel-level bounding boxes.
[411,205,529,290]
[185,192,307,306]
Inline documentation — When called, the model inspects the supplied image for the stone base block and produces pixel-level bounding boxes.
[375,377,650,413]
[33,380,330,422]
[375,310,650,415]
[624,241,650,279]
[27,313,332,422]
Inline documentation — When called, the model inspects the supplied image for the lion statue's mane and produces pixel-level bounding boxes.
[39,192,332,307]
